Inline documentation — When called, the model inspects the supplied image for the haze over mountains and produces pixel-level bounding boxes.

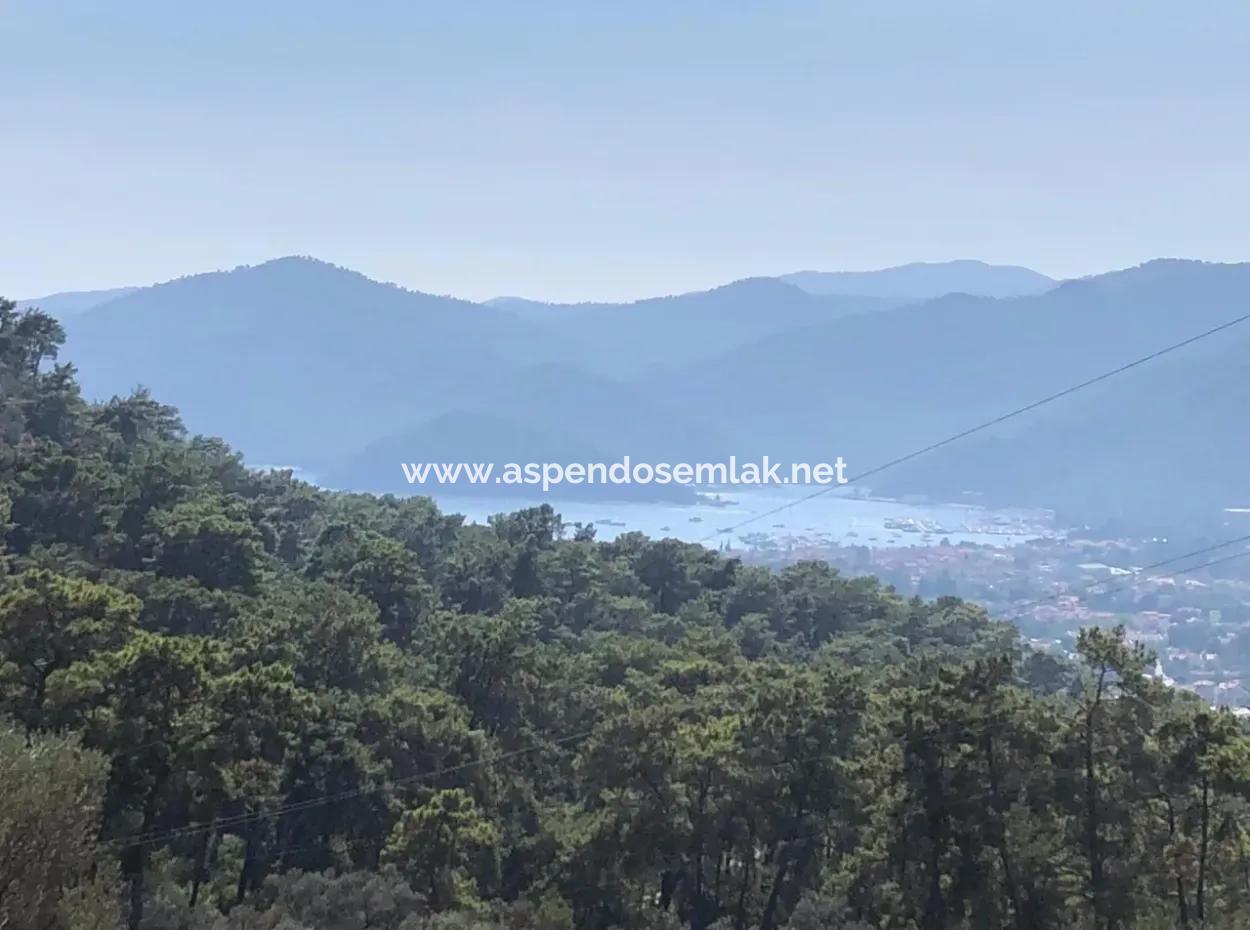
[16,286,139,319]
[26,256,1250,529]
[778,259,1057,299]
[657,259,1250,529]
[485,279,897,373]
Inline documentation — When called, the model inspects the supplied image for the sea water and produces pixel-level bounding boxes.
[433,486,1053,549]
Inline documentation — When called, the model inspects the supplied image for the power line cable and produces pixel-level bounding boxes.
[699,310,1250,544]
[1006,533,1250,618]
[1075,546,1250,603]
[108,729,594,850]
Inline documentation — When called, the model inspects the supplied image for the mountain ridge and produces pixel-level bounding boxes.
[59,256,568,467]
[780,259,1057,299]
[17,286,140,319]
[28,254,1250,524]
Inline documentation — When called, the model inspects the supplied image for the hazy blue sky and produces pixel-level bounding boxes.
[3,1,1248,302]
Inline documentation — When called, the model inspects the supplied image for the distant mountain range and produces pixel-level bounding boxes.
[778,259,1057,299]
[58,258,570,468]
[19,255,1250,525]
[484,278,898,373]
[650,259,1250,529]
[17,286,139,319]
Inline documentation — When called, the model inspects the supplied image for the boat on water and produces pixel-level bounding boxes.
[884,516,951,535]
[883,517,922,532]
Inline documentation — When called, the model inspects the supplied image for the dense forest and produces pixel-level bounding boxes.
[2,296,1249,930]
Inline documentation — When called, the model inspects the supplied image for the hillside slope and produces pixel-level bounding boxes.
[492,277,898,373]
[49,255,1250,525]
[876,334,1250,528]
[61,257,568,466]
[17,286,139,319]
[648,260,1250,524]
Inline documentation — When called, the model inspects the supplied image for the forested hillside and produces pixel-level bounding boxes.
[59,257,573,468]
[54,256,1250,528]
[4,297,1250,930]
[655,260,1250,525]
[875,338,1250,530]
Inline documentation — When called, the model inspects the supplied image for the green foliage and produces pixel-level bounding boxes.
[306,522,435,645]
[145,495,266,591]
[384,789,500,908]
[2,303,1249,930]
[0,569,140,730]
[0,491,11,548]
[0,726,121,929]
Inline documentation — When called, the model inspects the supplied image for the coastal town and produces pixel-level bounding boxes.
[737,526,1250,714]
